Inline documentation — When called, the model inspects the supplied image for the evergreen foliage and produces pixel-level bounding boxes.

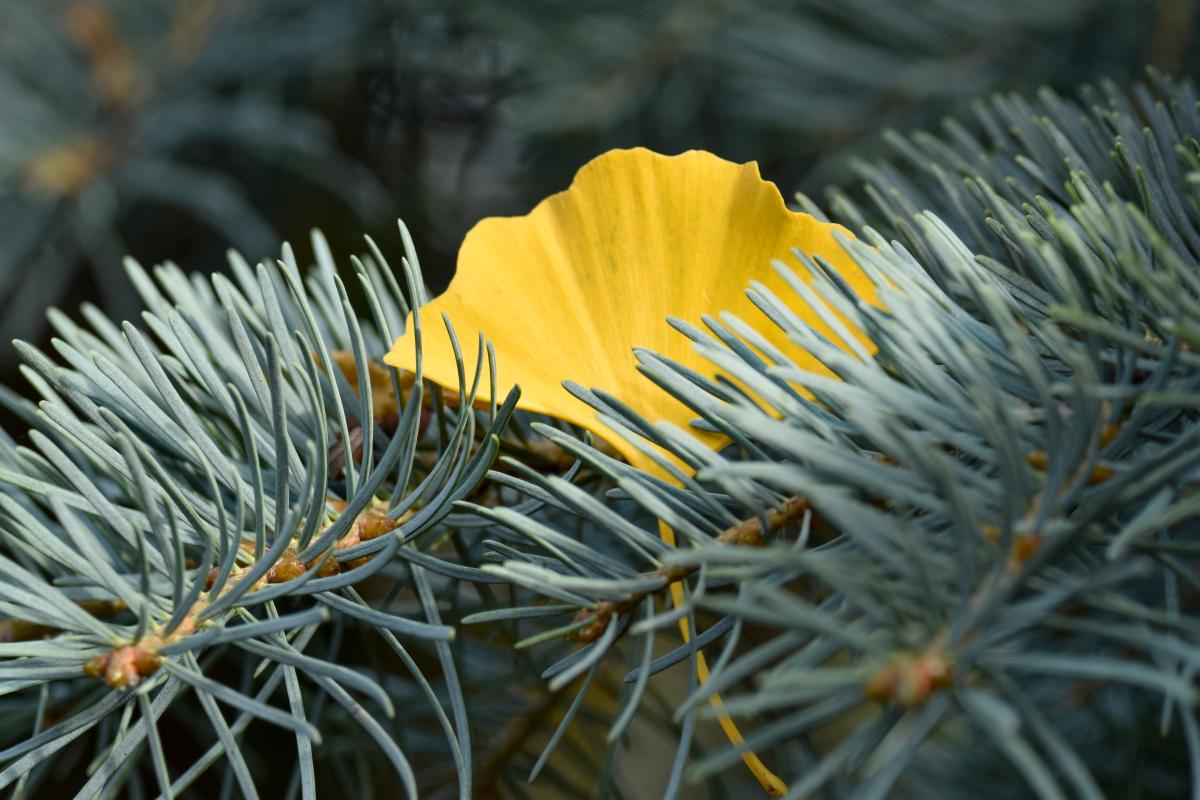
[473,0,1169,154]
[0,227,512,797]
[0,52,1198,800]
[5,0,1192,343]
[469,71,1200,797]
[0,0,387,344]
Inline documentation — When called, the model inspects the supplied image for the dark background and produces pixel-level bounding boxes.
[3,0,1196,373]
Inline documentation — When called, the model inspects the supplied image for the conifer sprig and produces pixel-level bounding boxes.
[465,73,1200,797]
[0,67,1198,798]
[0,224,507,798]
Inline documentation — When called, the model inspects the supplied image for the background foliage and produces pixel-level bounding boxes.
[5,0,1197,347]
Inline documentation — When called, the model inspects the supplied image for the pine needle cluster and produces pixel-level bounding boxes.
[0,64,1197,799]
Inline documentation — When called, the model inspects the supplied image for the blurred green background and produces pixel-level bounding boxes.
[2,0,1195,358]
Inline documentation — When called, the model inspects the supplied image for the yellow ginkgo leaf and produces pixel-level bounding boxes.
[384,147,879,797]
[385,147,877,469]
